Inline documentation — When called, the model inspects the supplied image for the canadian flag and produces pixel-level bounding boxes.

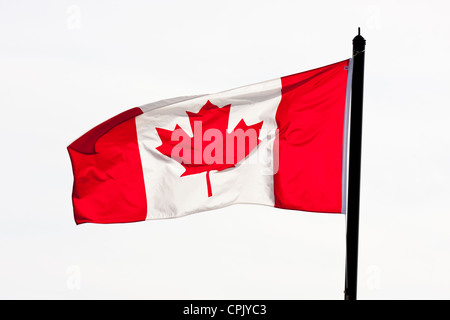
[68,59,352,224]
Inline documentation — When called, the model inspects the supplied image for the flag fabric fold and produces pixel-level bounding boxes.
[68,59,352,224]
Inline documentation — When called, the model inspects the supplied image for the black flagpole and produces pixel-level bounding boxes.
[344,28,366,301]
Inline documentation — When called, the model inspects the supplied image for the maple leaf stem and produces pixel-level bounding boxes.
[206,171,212,197]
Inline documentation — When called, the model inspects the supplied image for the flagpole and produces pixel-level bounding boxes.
[344,28,366,301]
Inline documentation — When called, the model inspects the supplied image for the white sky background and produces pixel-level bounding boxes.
[0,0,449,299]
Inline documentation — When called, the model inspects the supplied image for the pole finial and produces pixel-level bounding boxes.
[353,28,366,53]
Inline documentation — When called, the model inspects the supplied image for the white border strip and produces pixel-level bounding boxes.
[341,58,353,215]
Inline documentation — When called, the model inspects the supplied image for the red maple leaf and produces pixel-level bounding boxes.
[155,100,263,197]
